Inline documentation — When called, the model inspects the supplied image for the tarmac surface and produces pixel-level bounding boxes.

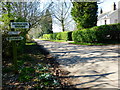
[34,39,119,89]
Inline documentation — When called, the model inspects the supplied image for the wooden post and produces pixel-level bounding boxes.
[12,40,18,73]
[10,20,18,73]
[7,2,18,72]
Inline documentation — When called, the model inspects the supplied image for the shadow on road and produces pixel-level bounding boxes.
[59,72,115,78]
[25,44,50,55]
[60,72,116,88]
[56,55,118,66]
[34,40,119,88]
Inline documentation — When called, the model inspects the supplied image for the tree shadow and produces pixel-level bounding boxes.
[34,40,119,89]
[60,72,116,88]
[59,72,115,78]
[25,44,50,55]
[55,55,118,66]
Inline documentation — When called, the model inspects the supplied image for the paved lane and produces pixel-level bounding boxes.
[34,39,119,89]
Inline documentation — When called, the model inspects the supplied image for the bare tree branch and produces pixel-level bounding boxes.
[50,1,72,32]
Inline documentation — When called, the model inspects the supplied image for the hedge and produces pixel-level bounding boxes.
[42,33,56,40]
[72,23,120,43]
[42,31,72,41]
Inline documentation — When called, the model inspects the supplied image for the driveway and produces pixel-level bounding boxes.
[34,39,119,89]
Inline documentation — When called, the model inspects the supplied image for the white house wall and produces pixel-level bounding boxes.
[97,10,118,26]
[106,19,110,24]
[118,9,120,23]
[97,19,110,26]
[97,1,120,26]
[109,10,118,24]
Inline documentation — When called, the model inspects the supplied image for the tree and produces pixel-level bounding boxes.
[50,2,73,32]
[0,2,53,39]
[28,27,43,39]
[0,2,15,30]
[28,9,53,38]
[40,9,53,34]
[71,2,98,29]
[1,1,53,30]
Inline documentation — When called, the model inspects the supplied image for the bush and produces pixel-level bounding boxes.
[42,34,53,40]
[2,33,13,59]
[42,31,72,41]
[56,31,72,41]
[52,33,58,40]
[72,23,120,43]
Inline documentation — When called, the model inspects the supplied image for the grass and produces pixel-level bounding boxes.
[39,39,67,42]
[39,38,120,45]
[69,41,120,46]
[49,40,66,42]
[69,42,107,45]
[25,42,37,45]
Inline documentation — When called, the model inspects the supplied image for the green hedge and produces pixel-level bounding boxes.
[42,31,72,41]
[72,23,120,43]
[42,33,55,40]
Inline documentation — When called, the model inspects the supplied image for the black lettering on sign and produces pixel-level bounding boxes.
[15,26,25,28]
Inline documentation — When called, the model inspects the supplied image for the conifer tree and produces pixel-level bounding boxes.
[71,2,98,29]
[41,9,53,34]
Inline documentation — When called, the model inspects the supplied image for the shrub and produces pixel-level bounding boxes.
[72,23,120,43]
[42,31,72,41]
[56,31,72,41]
[52,33,58,40]
[2,33,13,59]
[42,34,53,40]
[61,31,72,41]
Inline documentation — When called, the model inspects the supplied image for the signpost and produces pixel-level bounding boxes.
[11,22,29,28]
[7,22,29,73]
[8,31,21,35]
[6,36,24,41]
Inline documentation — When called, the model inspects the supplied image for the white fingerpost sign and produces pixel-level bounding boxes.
[11,22,29,28]
[6,36,24,41]
[8,31,21,35]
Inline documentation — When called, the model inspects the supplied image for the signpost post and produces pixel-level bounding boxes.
[7,22,29,73]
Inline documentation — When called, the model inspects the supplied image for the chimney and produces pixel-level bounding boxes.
[100,8,103,14]
[113,2,116,10]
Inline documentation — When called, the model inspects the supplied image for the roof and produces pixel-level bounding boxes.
[98,11,111,20]
[98,9,118,20]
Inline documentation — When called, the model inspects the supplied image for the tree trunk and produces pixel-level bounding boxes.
[61,19,65,32]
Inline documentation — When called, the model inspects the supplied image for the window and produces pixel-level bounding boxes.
[115,19,117,23]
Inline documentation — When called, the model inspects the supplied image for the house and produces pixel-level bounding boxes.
[97,1,120,26]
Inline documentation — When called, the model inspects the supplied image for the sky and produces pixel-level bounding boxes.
[98,0,118,13]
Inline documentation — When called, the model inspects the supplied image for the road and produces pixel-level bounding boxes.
[34,39,119,89]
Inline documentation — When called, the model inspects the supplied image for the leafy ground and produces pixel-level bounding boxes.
[2,41,74,89]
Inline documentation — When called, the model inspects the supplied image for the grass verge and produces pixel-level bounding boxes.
[69,41,120,46]
[25,42,37,45]
[39,39,67,42]
[40,38,120,45]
